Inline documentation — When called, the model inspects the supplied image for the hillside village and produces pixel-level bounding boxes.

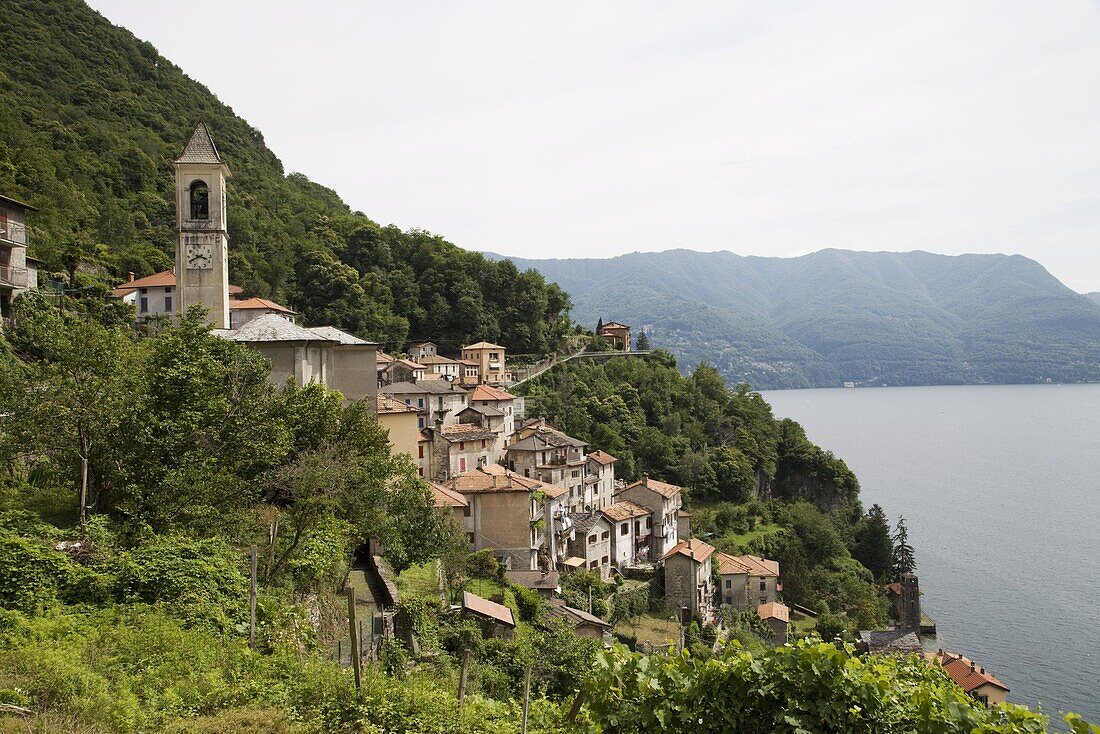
[0,122,1016,725]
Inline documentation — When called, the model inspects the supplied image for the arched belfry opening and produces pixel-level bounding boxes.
[189,180,209,220]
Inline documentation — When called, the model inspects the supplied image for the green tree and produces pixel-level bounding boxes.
[853,504,894,581]
[636,330,651,350]
[892,516,917,578]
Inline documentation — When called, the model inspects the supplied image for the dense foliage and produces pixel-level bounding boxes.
[583,641,1097,733]
[503,249,1100,388]
[0,0,571,353]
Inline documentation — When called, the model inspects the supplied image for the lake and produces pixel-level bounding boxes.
[762,384,1100,723]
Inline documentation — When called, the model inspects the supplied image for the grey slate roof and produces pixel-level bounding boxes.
[461,404,505,418]
[571,512,610,536]
[174,122,224,165]
[218,314,335,343]
[507,428,587,453]
[858,629,923,655]
[547,601,611,629]
[383,380,468,396]
[307,325,377,346]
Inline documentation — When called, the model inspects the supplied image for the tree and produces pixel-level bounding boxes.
[892,516,916,578]
[636,330,651,351]
[596,317,604,333]
[853,504,894,581]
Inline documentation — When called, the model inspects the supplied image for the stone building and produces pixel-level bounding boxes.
[0,194,40,319]
[661,538,715,623]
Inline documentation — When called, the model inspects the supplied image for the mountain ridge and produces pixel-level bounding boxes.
[486,248,1100,388]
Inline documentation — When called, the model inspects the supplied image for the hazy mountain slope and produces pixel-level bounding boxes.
[495,249,1100,388]
[1086,292,1100,305]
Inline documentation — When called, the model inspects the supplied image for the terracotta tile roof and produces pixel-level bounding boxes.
[470,384,517,402]
[230,297,296,314]
[376,350,395,364]
[462,591,514,628]
[600,322,630,330]
[446,465,567,499]
[507,427,588,453]
[174,122,224,165]
[715,553,779,578]
[438,424,499,442]
[624,477,683,500]
[376,394,419,414]
[113,270,243,295]
[661,538,715,563]
[757,602,789,623]
[396,359,425,370]
[418,354,458,365]
[463,341,505,350]
[504,569,560,591]
[926,651,1009,692]
[601,500,652,522]
[384,381,467,396]
[587,450,617,465]
[430,482,468,509]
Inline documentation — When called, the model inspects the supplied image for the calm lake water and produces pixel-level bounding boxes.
[762,384,1100,723]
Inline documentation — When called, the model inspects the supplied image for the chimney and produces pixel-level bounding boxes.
[979,667,985,675]
[970,663,976,673]
[128,272,135,282]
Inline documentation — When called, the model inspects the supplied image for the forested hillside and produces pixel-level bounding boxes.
[0,0,570,353]
[499,249,1100,388]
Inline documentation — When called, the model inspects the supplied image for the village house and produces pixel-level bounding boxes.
[468,384,518,439]
[714,553,780,609]
[376,394,421,461]
[0,194,41,320]
[462,591,515,639]
[423,424,498,481]
[886,573,923,631]
[585,450,617,510]
[418,353,460,380]
[598,321,631,351]
[505,422,592,513]
[307,326,379,405]
[461,341,511,386]
[567,512,613,578]
[217,315,335,390]
[504,569,560,599]
[429,481,470,528]
[230,297,296,328]
[382,380,468,430]
[600,500,653,567]
[375,350,395,386]
[661,538,716,623]
[390,358,426,384]
[457,359,481,387]
[456,404,509,459]
[408,341,437,362]
[617,476,684,558]
[442,464,570,571]
[925,650,1009,709]
[757,602,790,646]
[546,601,612,638]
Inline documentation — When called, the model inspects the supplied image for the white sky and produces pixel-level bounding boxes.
[89,1,1100,292]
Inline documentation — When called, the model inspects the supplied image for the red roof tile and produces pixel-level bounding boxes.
[661,538,715,563]
[757,602,789,623]
[926,651,1008,692]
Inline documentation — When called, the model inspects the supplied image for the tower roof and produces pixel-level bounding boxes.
[174,122,227,168]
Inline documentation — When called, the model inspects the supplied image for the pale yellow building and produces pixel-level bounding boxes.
[461,341,511,386]
[376,394,421,461]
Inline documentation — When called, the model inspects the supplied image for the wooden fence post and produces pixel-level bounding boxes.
[347,587,362,690]
[249,545,258,650]
[457,649,471,706]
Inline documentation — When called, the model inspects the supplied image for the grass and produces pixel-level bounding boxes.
[462,577,505,602]
[395,560,441,602]
[614,612,681,648]
[790,609,817,634]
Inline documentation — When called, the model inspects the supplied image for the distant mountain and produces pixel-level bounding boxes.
[490,249,1100,389]
[1086,292,1100,306]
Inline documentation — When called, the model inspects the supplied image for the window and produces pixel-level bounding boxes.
[139,297,148,313]
[459,457,467,473]
[481,440,486,448]
[725,579,731,589]
[459,442,465,450]
[164,296,173,312]
[634,521,640,533]
[418,446,424,459]
[602,555,609,565]
[418,417,424,429]
[588,534,597,544]
[601,531,609,540]
[646,517,652,529]
[189,180,210,220]
[417,467,424,477]
[759,580,767,591]
[590,560,599,569]
[463,506,471,517]
[621,524,629,535]
[417,398,424,408]
[571,470,580,478]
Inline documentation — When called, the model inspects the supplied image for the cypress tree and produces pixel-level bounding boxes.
[892,516,917,578]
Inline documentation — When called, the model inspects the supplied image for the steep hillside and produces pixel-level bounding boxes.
[0,0,570,353]
[497,249,1100,388]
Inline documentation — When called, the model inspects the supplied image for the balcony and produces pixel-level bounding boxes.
[0,221,27,246]
[0,265,27,288]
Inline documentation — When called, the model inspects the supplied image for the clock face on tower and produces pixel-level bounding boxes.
[185,243,213,270]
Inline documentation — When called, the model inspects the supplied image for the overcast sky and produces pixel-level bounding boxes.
[89,1,1100,292]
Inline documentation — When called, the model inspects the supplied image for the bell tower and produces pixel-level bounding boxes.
[173,122,231,329]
